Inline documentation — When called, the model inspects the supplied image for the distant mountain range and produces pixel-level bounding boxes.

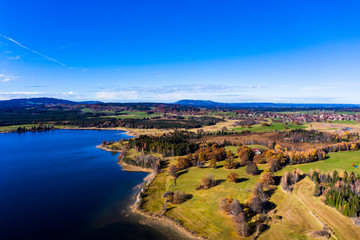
[174,99,360,109]
[0,98,102,108]
[1,97,360,109]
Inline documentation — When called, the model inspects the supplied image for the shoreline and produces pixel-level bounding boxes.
[0,126,138,137]
[129,169,206,240]
[57,126,138,137]
[97,141,205,239]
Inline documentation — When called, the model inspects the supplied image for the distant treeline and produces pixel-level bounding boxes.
[285,129,359,143]
[118,116,222,129]
[16,125,54,133]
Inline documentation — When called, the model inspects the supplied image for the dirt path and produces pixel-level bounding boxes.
[293,178,360,240]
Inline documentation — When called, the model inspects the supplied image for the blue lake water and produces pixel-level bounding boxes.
[0,130,167,240]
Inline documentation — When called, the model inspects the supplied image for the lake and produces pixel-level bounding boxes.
[0,130,169,240]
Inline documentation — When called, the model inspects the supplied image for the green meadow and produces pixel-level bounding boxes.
[141,149,360,239]
[231,122,306,133]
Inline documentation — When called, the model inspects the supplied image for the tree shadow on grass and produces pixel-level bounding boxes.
[273,176,282,185]
[161,159,170,169]
[177,169,188,177]
[237,177,249,183]
[264,201,277,212]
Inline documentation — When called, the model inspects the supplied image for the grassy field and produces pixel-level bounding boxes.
[231,122,306,133]
[280,151,360,175]
[259,182,324,240]
[261,177,360,240]
[142,156,266,239]
[166,161,265,239]
[291,178,360,240]
[141,150,360,239]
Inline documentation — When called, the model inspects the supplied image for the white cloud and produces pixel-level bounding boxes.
[0,91,43,100]
[92,84,266,102]
[0,73,19,82]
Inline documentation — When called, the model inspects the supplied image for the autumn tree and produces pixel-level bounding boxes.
[172,191,187,204]
[198,152,207,163]
[245,162,259,175]
[267,157,281,172]
[197,173,218,190]
[230,199,242,216]
[169,165,178,178]
[238,147,254,166]
[258,170,275,187]
[252,183,268,202]
[209,158,217,168]
[227,172,239,183]
[224,150,236,169]
[219,197,233,214]
[280,170,302,192]
[249,195,264,214]
[233,212,250,237]
[226,150,235,159]
[176,156,192,170]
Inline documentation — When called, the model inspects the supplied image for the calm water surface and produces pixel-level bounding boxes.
[0,130,168,240]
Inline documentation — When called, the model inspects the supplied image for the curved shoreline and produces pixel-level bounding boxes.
[96,132,205,239]
[130,170,206,240]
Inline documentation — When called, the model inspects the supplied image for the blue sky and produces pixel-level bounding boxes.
[1,1,360,103]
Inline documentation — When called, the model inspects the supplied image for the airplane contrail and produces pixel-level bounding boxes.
[0,34,67,67]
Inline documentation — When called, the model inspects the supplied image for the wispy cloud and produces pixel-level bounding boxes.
[0,91,43,100]
[8,55,21,60]
[94,84,266,102]
[0,73,19,82]
[0,34,68,67]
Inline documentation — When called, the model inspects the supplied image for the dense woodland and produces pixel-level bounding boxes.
[310,169,360,219]
[127,131,199,157]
